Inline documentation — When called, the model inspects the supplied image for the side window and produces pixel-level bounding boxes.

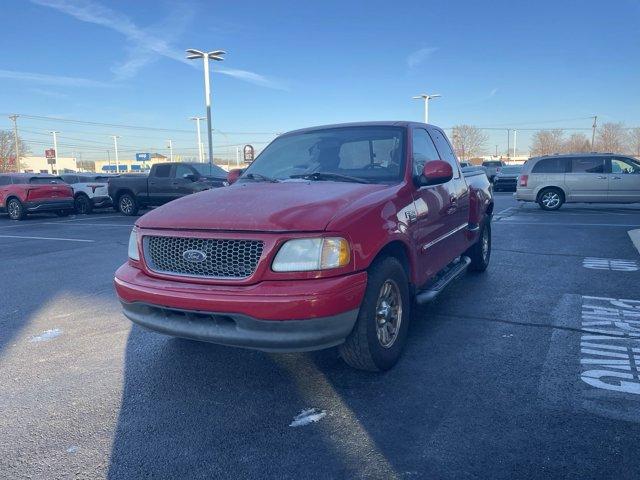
[412,128,441,176]
[0,176,10,186]
[531,158,569,173]
[175,164,195,178]
[611,157,640,174]
[428,129,460,179]
[571,157,605,174]
[154,164,172,178]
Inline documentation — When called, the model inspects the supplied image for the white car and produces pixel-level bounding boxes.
[60,174,114,214]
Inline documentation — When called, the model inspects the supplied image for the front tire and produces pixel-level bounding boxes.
[118,193,139,216]
[7,198,26,220]
[538,188,564,211]
[74,194,93,214]
[339,256,411,371]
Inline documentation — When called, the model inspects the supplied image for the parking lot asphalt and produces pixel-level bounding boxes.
[1,195,639,480]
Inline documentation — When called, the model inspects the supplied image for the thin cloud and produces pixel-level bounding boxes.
[0,69,112,87]
[489,88,498,97]
[31,0,284,89]
[407,47,438,68]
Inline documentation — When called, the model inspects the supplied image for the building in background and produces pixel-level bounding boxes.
[20,156,77,174]
[93,153,170,173]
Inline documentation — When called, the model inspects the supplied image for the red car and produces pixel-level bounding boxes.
[115,122,493,370]
[0,174,75,220]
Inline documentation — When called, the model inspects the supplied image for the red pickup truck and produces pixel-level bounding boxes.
[115,122,493,370]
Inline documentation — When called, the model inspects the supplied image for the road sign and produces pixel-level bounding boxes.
[243,145,254,164]
[135,152,151,162]
[45,148,56,160]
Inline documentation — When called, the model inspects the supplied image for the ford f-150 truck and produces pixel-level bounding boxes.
[108,162,228,215]
[115,122,493,371]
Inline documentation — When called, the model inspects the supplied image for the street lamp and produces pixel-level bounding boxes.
[186,48,225,174]
[412,93,441,124]
[190,116,205,162]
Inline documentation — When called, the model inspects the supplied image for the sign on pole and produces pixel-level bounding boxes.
[45,148,56,165]
[243,145,255,164]
[135,152,151,162]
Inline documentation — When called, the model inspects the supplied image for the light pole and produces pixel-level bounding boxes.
[167,139,173,161]
[513,130,517,157]
[9,115,20,172]
[50,131,60,174]
[591,115,598,150]
[190,116,205,162]
[111,135,120,173]
[412,93,441,124]
[186,48,225,174]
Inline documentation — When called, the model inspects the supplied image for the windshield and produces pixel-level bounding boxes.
[190,163,227,178]
[243,126,406,183]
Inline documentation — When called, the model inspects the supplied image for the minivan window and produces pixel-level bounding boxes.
[611,157,640,174]
[571,157,605,174]
[531,158,569,174]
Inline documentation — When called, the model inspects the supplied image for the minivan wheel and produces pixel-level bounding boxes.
[538,188,564,211]
[7,198,26,220]
[118,193,139,216]
[339,256,411,371]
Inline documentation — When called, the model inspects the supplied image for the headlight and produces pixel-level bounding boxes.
[272,237,350,272]
[128,229,140,261]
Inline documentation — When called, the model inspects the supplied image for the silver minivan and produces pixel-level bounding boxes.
[515,153,640,210]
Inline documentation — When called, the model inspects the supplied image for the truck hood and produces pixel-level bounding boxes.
[136,181,389,232]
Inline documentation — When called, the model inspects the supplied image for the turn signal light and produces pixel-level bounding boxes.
[519,175,528,187]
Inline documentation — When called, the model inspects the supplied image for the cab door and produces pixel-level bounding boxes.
[409,128,459,285]
[147,164,173,205]
[608,157,640,203]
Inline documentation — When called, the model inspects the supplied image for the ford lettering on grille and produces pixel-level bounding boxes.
[144,236,264,279]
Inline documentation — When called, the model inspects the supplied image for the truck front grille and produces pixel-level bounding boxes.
[143,236,264,279]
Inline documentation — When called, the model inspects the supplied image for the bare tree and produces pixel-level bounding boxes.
[530,129,564,156]
[627,127,640,158]
[0,130,30,173]
[563,133,591,153]
[450,125,488,160]
[595,122,627,153]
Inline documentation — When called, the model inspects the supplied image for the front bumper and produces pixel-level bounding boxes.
[114,263,367,352]
[25,199,74,212]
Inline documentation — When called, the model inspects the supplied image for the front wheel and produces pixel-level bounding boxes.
[339,256,411,371]
[118,193,139,216]
[538,188,564,211]
[7,198,26,220]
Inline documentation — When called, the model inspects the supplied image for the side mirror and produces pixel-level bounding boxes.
[227,168,244,184]
[183,173,197,182]
[419,160,453,186]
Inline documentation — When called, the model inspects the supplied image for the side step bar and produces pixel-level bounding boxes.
[415,256,471,305]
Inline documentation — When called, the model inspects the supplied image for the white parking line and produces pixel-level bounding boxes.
[497,221,640,227]
[496,207,515,215]
[41,222,132,227]
[0,234,94,243]
[629,229,640,256]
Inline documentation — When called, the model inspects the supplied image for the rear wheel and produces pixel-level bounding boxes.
[7,198,26,220]
[538,188,564,211]
[339,256,411,371]
[466,221,491,272]
[74,194,93,214]
[118,193,139,216]
[55,210,71,217]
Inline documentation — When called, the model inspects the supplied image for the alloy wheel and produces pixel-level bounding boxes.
[375,279,403,348]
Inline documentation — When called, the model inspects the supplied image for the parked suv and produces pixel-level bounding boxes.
[61,173,114,214]
[0,174,74,220]
[516,153,640,210]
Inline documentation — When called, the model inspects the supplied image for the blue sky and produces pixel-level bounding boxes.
[1,0,639,160]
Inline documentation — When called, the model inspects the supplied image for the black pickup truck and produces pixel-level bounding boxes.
[108,162,227,215]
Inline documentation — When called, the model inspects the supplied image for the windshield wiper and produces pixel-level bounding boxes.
[243,173,280,183]
[289,172,370,184]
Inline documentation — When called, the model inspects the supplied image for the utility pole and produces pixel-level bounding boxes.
[412,93,441,124]
[190,117,205,162]
[9,115,21,172]
[167,139,173,161]
[495,145,498,157]
[513,130,517,157]
[591,115,598,150]
[50,131,60,174]
[236,146,240,166]
[186,48,226,175]
[112,136,120,173]
[506,129,511,158]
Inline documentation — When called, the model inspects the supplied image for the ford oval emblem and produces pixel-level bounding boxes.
[183,249,207,263]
